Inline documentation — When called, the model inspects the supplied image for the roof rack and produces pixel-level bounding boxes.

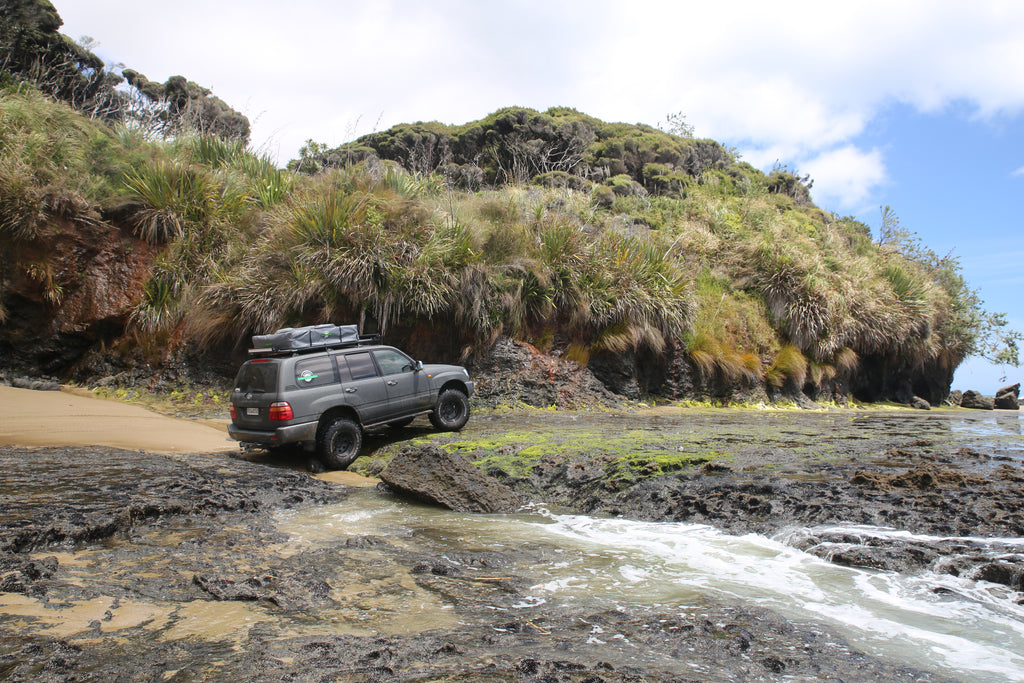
[248,334,382,357]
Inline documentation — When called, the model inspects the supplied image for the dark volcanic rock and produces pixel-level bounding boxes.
[511,447,1024,541]
[193,569,335,611]
[997,383,1020,398]
[945,390,963,406]
[788,529,1024,585]
[0,555,58,595]
[468,337,621,409]
[961,390,995,410]
[0,446,347,553]
[0,216,156,377]
[910,396,931,410]
[379,445,526,513]
[995,395,1020,410]
[995,383,1020,410]
[9,376,61,391]
[0,435,982,682]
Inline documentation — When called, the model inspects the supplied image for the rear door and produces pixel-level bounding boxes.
[288,354,341,423]
[231,359,280,429]
[338,351,389,423]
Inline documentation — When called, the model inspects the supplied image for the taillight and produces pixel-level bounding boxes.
[230,404,237,420]
[269,402,293,421]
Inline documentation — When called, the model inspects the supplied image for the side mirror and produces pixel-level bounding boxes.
[414,360,424,372]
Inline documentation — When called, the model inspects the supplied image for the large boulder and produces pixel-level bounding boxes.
[961,390,995,411]
[379,446,525,513]
[995,383,1020,411]
[995,394,1020,410]
[910,396,931,410]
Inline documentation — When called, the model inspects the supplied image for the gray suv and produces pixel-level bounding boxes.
[228,341,473,470]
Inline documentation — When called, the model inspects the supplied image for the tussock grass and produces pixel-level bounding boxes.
[0,90,107,238]
[3,90,1007,386]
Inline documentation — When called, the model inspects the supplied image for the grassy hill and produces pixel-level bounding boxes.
[0,12,1016,405]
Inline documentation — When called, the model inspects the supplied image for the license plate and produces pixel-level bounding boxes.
[246,407,259,416]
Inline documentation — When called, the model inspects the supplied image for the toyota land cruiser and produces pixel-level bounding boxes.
[227,326,473,470]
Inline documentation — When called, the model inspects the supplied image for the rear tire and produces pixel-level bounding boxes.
[429,389,470,431]
[318,417,362,470]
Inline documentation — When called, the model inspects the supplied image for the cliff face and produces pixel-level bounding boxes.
[0,195,960,407]
[1,217,155,374]
[0,222,955,407]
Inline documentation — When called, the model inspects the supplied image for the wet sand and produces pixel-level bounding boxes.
[0,385,235,454]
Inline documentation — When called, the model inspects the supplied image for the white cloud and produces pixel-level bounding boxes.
[736,142,886,213]
[800,146,887,212]
[55,0,1024,193]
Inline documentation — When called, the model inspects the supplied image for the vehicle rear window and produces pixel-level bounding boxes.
[234,361,279,393]
[344,352,378,381]
[294,356,337,388]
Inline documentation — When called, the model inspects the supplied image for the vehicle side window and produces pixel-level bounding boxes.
[344,352,378,381]
[294,356,337,388]
[373,348,415,376]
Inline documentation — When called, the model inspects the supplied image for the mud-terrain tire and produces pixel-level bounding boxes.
[429,389,470,431]
[388,417,415,429]
[318,417,363,470]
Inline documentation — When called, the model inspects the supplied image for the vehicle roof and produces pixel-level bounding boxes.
[246,344,403,362]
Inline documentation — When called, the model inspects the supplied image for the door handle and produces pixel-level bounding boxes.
[387,380,397,386]
[345,388,357,393]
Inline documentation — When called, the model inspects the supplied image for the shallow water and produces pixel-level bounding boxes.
[947,410,1024,458]
[278,407,1024,681]
[276,484,1024,682]
[3,408,1022,680]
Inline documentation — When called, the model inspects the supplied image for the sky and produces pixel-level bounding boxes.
[55,0,1024,395]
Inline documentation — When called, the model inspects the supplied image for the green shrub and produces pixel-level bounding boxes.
[2,93,1009,380]
[185,135,245,168]
[533,170,587,191]
[607,174,645,197]
[591,185,614,208]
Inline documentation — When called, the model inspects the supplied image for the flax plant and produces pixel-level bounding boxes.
[122,161,218,243]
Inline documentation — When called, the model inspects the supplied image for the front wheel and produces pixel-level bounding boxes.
[318,417,363,470]
[429,389,470,431]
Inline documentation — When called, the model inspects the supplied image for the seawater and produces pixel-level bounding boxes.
[948,409,1024,459]
[277,408,1024,680]
[277,489,1024,682]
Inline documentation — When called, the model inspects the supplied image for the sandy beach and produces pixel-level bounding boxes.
[0,385,236,454]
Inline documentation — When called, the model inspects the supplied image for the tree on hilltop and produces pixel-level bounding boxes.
[0,0,249,142]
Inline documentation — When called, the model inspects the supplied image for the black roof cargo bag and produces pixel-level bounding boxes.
[252,324,359,352]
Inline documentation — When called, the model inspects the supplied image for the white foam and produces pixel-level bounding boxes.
[276,492,1024,681]
[521,512,1024,681]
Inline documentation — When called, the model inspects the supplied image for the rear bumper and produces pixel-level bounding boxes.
[227,420,317,446]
